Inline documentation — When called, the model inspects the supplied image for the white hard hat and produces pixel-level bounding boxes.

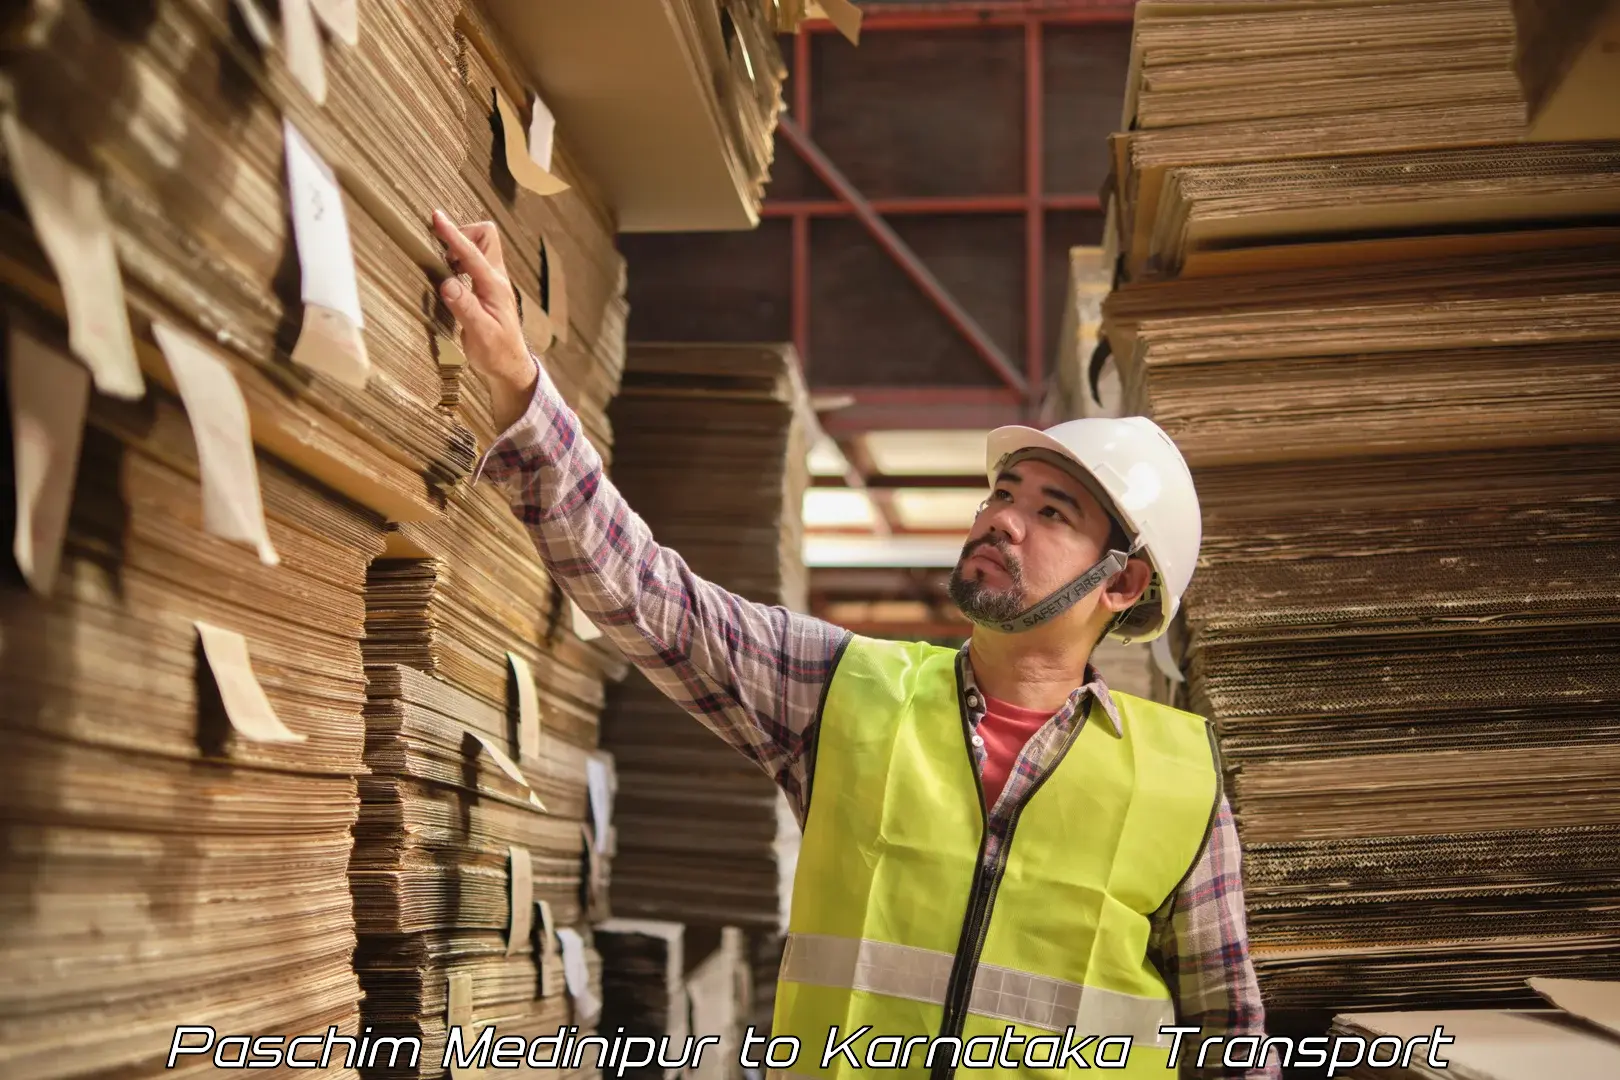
[983,415,1202,644]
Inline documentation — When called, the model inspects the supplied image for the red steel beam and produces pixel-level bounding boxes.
[778,115,1029,397]
[816,386,1025,405]
[1024,17,1045,408]
[818,396,1027,434]
[812,473,988,490]
[761,193,1102,216]
[807,2,1137,32]
[791,30,813,369]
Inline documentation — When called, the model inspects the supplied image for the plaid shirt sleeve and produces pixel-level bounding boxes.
[474,358,849,813]
[1151,796,1281,1079]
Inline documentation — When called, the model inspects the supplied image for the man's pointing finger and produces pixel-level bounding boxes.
[432,210,505,303]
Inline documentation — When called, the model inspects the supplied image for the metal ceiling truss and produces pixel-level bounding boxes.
[773,0,1135,433]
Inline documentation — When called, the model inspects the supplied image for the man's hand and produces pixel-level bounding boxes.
[431,209,539,434]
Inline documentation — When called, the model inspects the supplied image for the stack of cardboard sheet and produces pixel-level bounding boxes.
[1104,0,1620,1020]
[1330,978,1620,1079]
[1114,0,1620,281]
[1510,0,1620,142]
[655,0,793,217]
[1,1,629,1077]
[454,1,628,456]
[339,8,633,1075]
[596,920,693,1078]
[1166,437,1620,1012]
[601,344,814,931]
[708,0,789,212]
[594,921,755,1079]
[354,482,625,1075]
[0,0,483,520]
[1,316,383,1079]
[1107,244,1620,466]
[598,343,815,1034]
[682,926,753,1080]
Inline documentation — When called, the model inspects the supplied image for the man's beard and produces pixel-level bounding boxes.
[948,534,1026,624]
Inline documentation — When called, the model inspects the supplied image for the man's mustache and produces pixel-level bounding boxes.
[960,534,1021,579]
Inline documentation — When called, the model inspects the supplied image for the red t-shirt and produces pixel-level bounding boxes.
[978,694,1055,807]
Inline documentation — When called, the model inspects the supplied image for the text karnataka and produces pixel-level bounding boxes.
[167,1022,1458,1076]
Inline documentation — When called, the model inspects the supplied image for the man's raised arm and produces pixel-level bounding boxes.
[432,211,848,815]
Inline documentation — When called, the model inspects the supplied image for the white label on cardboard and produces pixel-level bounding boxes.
[506,650,541,761]
[555,928,601,1023]
[231,0,275,48]
[586,752,614,853]
[0,115,143,401]
[281,0,328,105]
[570,597,602,642]
[309,0,358,47]
[153,321,279,566]
[507,846,533,956]
[7,325,90,597]
[445,972,477,1079]
[467,731,546,811]
[494,88,568,197]
[527,90,556,174]
[195,621,307,743]
[283,119,368,388]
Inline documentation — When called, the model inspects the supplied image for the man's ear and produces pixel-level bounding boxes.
[1100,557,1152,612]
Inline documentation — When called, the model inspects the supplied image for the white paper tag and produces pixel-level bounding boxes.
[8,325,90,597]
[467,731,546,811]
[570,597,602,642]
[152,321,279,566]
[506,650,541,761]
[230,0,275,48]
[586,752,614,854]
[283,119,369,388]
[555,928,601,1022]
[0,115,143,401]
[281,0,328,104]
[494,89,568,197]
[506,846,533,956]
[527,90,556,174]
[309,0,359,47]
[445,972,477,1080]
[195,621,307,743]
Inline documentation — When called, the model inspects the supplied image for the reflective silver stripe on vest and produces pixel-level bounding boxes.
[778,932,1175,1046]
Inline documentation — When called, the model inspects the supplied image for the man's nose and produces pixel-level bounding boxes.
[980,502,1026,545]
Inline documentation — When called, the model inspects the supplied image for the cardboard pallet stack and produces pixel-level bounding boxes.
[1104,0,1620,1024]
[0,0,625,1077]
[594,920,754,1079]
[599,343,817,1044]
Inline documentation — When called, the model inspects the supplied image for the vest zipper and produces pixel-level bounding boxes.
[931,664,1091,1080]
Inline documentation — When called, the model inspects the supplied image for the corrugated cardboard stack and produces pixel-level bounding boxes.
[1,1,621,1077]
[599,343,816,1034]
[596,920,693,1078]
[1,316,384,1080]
[345,5,631,1078]
[1105,0,1620,1017]
[1330,977,1620,1080]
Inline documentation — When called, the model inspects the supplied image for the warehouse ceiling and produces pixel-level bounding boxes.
[619,0,1136,637]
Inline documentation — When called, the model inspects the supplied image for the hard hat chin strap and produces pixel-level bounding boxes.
[968,547,1133,635]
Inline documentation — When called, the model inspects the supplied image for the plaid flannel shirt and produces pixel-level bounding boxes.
[477,359,1280,1079]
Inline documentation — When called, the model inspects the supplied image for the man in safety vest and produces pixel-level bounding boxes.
[433,212,1279,1079]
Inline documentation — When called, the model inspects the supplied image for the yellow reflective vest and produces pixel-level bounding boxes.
[769,636,1221,1079]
